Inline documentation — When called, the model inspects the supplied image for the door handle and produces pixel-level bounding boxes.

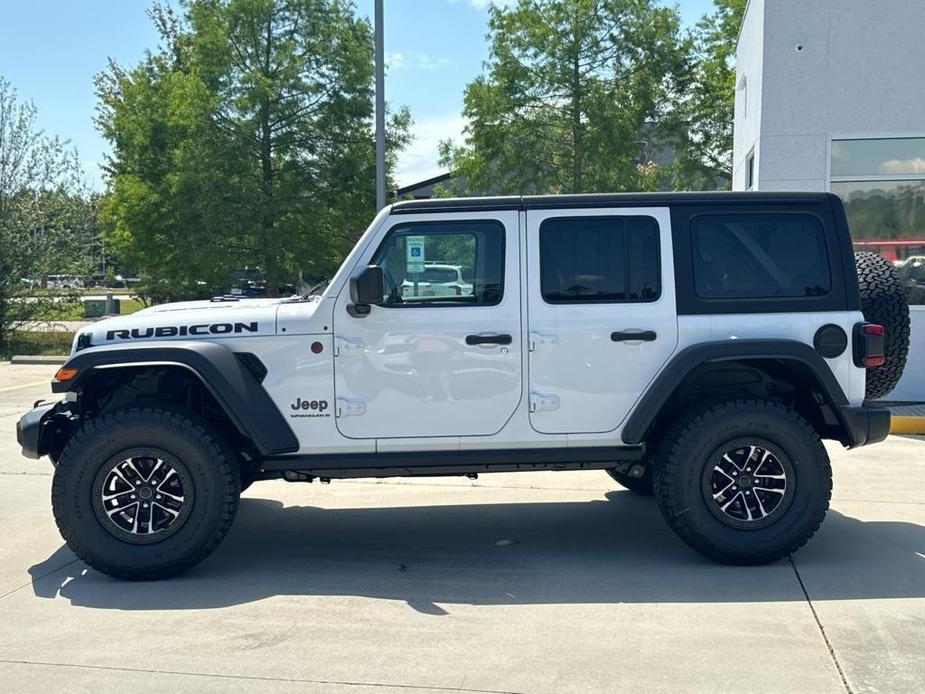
[466,333,513,346]
[611,330,657,342]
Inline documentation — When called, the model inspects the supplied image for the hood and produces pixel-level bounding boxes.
[134,296,291,316]
[71,296,319,354]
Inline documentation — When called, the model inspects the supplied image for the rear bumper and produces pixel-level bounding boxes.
[838,405,891,448]
[16,402,61,460]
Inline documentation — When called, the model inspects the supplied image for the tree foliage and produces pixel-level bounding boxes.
[97,0,410,298]
[440,0,690,195]
[671,0,745,188]
[0,78,94,354]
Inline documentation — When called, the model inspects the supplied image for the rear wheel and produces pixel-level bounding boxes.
[653,399,831,565]
[52,407,240,580]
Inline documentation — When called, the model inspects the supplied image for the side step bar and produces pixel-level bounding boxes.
[260,445,644,479]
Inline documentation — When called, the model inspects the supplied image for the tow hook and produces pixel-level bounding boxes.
[628,464,647,479]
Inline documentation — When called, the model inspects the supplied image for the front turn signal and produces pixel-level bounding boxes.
[54,366,79,382]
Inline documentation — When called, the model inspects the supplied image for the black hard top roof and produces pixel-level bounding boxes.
[390,191,835,214]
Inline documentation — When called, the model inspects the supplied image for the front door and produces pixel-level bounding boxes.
[526,207,678,435]
[333,211,522,439]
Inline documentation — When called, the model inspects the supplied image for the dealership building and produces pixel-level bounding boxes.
[733,0,924,400]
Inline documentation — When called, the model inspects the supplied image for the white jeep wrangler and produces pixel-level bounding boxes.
[17,192,910,579]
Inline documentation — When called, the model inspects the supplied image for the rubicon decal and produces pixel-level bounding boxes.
[106,322,259,340]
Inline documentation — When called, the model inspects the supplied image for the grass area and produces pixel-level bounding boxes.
[1,331,74,360]
[120,298,145,314]
[3,299,146,359]
[27,297,145,321]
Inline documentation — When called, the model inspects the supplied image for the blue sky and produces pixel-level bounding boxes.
[0,0,715,190]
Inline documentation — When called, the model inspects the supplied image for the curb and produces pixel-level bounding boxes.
[10,355,67,365]
[890,415,925,435]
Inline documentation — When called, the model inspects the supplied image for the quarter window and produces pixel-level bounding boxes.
[691,214,831,299]
[540,216,660,303]
[371,220,504,306]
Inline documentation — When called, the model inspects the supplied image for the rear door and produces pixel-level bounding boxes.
[526,207,678,435]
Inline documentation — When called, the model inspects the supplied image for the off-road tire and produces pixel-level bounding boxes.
[606,466,654,496]
[52,407,240,580]
[652,399,831,565]
[855,251,910,400]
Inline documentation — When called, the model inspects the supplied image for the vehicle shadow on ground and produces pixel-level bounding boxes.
[29,491,925,614]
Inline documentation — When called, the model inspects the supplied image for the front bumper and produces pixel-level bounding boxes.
[838,405,891,448]
[16,402,62,460]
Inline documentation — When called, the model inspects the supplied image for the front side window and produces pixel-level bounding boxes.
[371,220,504,306]
[691,214,831,299]
[540,216,660,303]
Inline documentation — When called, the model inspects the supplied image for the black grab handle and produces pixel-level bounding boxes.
[466,334,513,346]
[611,330,657,342]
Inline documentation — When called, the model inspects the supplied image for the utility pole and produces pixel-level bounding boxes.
[375,0,386,210]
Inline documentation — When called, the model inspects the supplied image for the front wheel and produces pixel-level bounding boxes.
[652,399,831,565]
[52,407,241,580]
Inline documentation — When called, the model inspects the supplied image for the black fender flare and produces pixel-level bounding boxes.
[622,339,869,447]
[52,341,298,456]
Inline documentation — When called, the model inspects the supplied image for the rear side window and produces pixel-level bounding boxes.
[691,214,831,299]
[540,216,660,303]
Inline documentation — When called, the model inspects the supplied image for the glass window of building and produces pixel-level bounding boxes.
[831,137,925,305]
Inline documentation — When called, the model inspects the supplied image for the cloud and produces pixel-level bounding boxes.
[386,51,451,71]
[450,0,514,10]
[395,112,468,187]
[879,157,925,175]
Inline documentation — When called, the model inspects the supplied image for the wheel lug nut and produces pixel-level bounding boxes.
[131,494,136,499]
[732,471,738,476]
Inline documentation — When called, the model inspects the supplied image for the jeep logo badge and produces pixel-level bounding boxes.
[291,398,328,412]
[289,398,330,418]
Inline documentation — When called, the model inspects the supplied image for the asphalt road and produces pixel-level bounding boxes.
[0,363,923,693]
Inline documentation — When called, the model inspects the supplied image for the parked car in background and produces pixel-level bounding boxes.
[400,262,473,299]
[45,274,84,290]
[230,279,297,297]
[113,275,141,288]
[896,255,925,304]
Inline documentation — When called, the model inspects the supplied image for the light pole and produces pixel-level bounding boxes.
[374,0,386,210]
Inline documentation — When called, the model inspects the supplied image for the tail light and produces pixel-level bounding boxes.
[454,286,461,296]
[854,323,885,368]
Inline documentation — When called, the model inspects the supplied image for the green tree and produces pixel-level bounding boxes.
[440,0,690,195]
[0,78,94,355]
[98,0,410,299]
[672,0,745,188]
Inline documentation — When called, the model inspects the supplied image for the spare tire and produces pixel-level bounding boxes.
[855,252,910,400]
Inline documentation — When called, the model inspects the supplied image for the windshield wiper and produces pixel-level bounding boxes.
[301,278,330,300]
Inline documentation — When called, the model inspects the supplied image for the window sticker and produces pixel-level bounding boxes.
[406,235,425,273]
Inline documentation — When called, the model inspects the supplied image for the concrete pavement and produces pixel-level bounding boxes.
[0,362,923,693]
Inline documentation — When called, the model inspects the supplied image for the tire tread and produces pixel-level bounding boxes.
[855,251,910,400]
[52,407,240,580]
[652,398,831,565]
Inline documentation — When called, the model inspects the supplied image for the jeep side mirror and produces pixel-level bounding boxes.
[348,265,383,316]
